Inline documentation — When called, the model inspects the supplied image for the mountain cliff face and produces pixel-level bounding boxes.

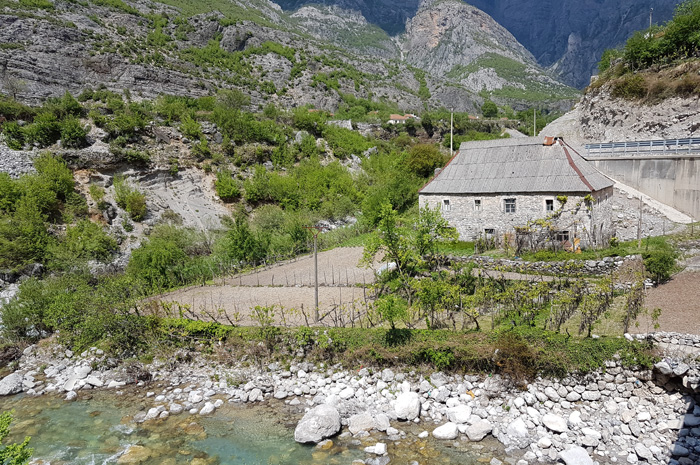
[400,0,575,103]
[276,0,682,89]
[465,0,681,88]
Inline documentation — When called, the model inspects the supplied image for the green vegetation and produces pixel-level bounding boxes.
[0,411,32,465]
[448,53,579,103]
[113,175,147,221]
[481,99,498,118]
[0,153,100,270]
[0,82,663,385]
[594,0,700,100]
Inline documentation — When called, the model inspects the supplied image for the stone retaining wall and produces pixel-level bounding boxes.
[451,254,640,276]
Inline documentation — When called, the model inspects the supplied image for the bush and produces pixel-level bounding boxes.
[220,214,270,265]
[643,249,677,284]
[60,117,88,148]
[0,196,53,268]
[23,112,61,147]
[179,114,202,139]
[33,153,74,202]
[113,175,147,221]
[48,219,117,270]
[215,169,241,202]
[2,121,25,149]
[611,74,647,99]
[128,234,190,289]
[322,125,371,158]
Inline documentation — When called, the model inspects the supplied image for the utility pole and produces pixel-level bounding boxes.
[450,108,454,157]
[303,226,322,322]
[650,8,653,29]
[533,108,536,137]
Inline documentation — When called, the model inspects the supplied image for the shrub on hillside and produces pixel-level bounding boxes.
[60,117,88,148]
[611,74,647,99]
[215,169,241,202]
[114,175,147,221]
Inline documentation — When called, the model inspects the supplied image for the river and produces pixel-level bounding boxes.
[0,388,507,464]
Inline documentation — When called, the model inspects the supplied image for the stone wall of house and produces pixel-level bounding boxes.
[420,187,615,248]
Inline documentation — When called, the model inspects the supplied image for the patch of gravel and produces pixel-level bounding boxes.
[0,144,35,178]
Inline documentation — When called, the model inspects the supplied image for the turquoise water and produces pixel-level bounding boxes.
[0,388,505,464]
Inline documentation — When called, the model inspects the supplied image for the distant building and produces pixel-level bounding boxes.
[419,137,615,249]
[388,113,420,124]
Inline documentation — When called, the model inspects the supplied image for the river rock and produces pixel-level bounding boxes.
[74,366,92,379]
[506,418,529,439]
[199,402,216,415]
[543,414,568,433]
[447,405,471,424]
[466,419,493,441]
[559,446,594,465]
[348,413,375,434]
[375,413,390,432]
[117,445,152,464]
[85,376,103,387]
[432,422,459,440]
[0,373,23,396]
[294,404,341,444]
[395,392,421,421]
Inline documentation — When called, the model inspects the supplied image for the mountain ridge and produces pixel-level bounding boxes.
[0,0,577,112]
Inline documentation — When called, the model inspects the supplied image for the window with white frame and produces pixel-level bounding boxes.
[442,199,450,211]
[556,231,570,242]
[504,198,516,213]
[474,199,481,211]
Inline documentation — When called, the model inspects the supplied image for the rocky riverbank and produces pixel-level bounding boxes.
[1,334,699,465]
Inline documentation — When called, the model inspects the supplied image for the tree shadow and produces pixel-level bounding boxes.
[384,328,412,347]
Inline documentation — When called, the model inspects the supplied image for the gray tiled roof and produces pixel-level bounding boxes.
[420,138,613,195]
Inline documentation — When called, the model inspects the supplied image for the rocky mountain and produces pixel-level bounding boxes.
[275,0,682,89]
[542,90,700,146]
[400,1,573,103]
[448,0,682,88]
[0,0,576,112]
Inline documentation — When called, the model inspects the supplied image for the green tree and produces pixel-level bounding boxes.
[481,99,498,118]
[374,294,408,329]
[405,144,447,178]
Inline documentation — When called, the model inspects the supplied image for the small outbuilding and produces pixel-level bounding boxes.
[419,137,615,249]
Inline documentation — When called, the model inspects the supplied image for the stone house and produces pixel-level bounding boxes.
[419,137,615,249]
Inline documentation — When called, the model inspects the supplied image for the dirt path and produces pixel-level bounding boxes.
[631,270,700,335]
[215,247,376,287]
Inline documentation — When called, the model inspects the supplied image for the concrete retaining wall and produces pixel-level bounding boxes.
[588,156,700,220]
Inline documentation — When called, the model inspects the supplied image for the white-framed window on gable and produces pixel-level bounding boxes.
[504,198,516,213]
[474,199,481,211]
[545,199,554,212]
[442,199,451,212]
